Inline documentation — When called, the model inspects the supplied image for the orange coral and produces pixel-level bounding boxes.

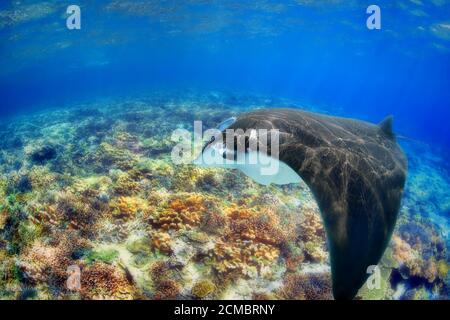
[300,208,325,243]
[391,235,438,282]
[152,209,185,230]
[225,203,256,220]
[0,208,8,230]
[114,173,139,195]
[252,243,279,262]
[225,204,286,246]
[151,194,204,231]
[211,240,279,275]
[392,235,414,262]
[151,231,172,254]
[111,196,146,217]
[148,261,180,299]
[212,241,245,274]
[299,208,327,263]
[207,202,289,276]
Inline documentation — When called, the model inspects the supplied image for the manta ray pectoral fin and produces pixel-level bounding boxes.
[308,165,404,300]
[378,115,395,139]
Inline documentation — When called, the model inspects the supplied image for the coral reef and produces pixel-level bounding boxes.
[151,194,205,231]
[192,279,215,299]
[151,231,172,254]
[210,240,280,276]
[154,279,180,300]
[18,231,89,289]
[0,92,448,300]
[279,273,333,300]
[110,196,147,218]
[80,262,136,300]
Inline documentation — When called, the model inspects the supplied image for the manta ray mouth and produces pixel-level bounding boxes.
[194,141,302,186]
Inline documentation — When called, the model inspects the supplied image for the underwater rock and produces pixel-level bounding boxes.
[185,231,210,244]
[98,192,110,203]
[7,173,33,193]
[83,248,120,265]
[30,145,57,164]
[170,238,196,266]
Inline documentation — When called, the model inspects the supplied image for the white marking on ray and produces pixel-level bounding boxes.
[194,146,301,186]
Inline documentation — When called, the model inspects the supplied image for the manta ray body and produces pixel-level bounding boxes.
[196,108,407,300]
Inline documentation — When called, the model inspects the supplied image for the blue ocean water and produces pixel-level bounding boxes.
[0,1,449,300]
[1,1,449,148]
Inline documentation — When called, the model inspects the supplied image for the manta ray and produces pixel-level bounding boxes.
[195,108,407,300]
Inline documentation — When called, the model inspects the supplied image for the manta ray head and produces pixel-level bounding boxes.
[194,117,301,186]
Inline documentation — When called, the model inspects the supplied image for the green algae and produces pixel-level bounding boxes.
[83,248,120,265]
[17,220,42,246]
[126,237,153,256]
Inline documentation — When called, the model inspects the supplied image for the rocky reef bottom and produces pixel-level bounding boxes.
[0,91,448,300]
